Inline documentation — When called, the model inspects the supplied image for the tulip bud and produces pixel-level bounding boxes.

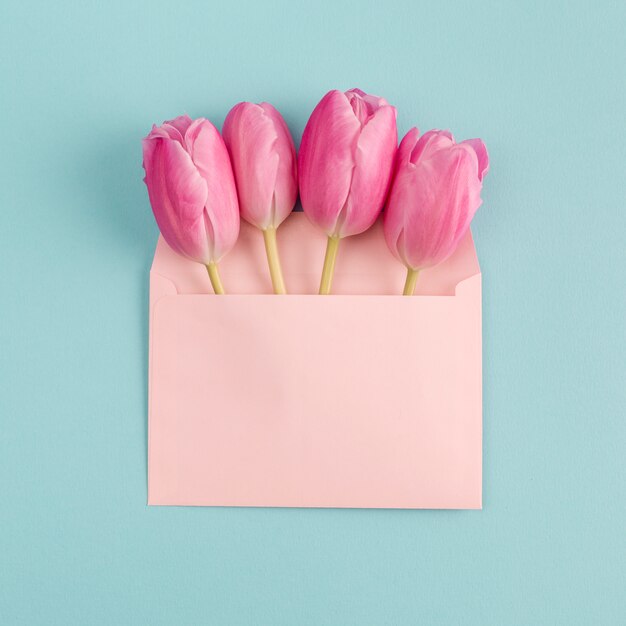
[299,88,397,294]
[142,114,240,294]
[383,128,489,295]
[223,102,297,294]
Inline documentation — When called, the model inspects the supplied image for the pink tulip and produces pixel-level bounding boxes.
[383,128,489,295]
[298,88,397,294]
[223,102,297,294]
[142,114,239,294]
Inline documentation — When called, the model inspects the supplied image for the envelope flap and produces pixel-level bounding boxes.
[150,213,480,296]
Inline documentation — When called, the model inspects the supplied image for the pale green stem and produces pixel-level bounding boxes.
[262,227,287,294]
[403,268,419,296]
[319,235,340,295]
[206,263,225,295]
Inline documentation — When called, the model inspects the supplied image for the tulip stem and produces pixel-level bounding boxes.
[206,263,225,295]
[403,268,419,296]
[319,235,340,295]
[262,227,287,294]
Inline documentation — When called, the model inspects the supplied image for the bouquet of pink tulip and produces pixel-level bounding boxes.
[142,89,488,295]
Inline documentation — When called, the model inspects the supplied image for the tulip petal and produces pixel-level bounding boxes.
[146,124,177,142]
[345,88,389,125]
[383,162,415,268]
[338,104,398,237]
[164,114,193,138]
[384,129,487,271]
[224,102,297,229]
[299,90,361,235]
[260,102,298,227]
[184,118,240,262]
[461,138,490,181]
[385,128,418,254]
[403,145,482,269]
[408,129,455,165]
[394,127,420,170]
[143,136,211,262]
[223,103,280,229]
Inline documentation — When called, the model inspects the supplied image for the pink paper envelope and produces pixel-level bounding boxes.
[149,213,482,508]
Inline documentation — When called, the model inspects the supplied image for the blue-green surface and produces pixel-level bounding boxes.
[1,1,624,624]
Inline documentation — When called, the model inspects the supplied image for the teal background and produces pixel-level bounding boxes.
[1,0,624,623]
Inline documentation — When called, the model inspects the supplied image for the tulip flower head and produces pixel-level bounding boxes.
[142,114,240,294]
[223,102,297,293]
[383,128,489,295]
[299,88,398,293]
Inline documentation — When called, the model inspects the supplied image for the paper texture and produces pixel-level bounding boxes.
[148,214,482,508]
